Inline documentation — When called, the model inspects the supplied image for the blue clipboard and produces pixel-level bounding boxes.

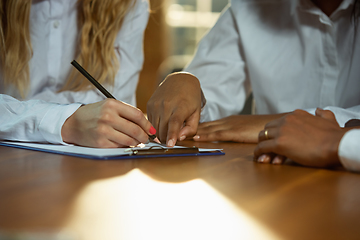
[0,141,225,160]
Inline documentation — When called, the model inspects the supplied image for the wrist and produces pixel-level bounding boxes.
[61,113,78,144]
[163,72,203,107]
[328,128,349,166]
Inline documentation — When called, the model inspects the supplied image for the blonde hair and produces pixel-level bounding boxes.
[0,0,135,98]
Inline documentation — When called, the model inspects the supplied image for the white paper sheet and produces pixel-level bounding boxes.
[0,141,223,159]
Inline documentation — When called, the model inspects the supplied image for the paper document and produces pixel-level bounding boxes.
[0,141,224,160]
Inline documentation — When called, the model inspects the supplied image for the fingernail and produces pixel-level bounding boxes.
[179,135,186,141]
[167,139,175,147]
[149,126,156,135]
[273,157,282,164]
[193,135,200,140]
[257,154,267,163]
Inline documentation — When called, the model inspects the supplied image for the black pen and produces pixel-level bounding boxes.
[71,60,159,143]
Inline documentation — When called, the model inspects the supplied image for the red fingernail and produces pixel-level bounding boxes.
[149,126,156,135]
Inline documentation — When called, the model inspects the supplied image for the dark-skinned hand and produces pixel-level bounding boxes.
[254,109,349,168]
[147,72,204,147]
[194,114,287,143]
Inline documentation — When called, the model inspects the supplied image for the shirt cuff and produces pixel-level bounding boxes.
[39,103,82,144]
[304,106,360,127]
[338,129,360,172]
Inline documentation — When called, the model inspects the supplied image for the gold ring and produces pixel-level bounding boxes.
[264,129,269,140]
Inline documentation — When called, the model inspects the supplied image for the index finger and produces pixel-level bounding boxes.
[166,111,188,147]
[115,101,154,135]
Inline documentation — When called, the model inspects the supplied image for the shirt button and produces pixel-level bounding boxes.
[53,20,60,29]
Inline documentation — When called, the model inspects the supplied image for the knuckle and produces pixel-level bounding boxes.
[293,109,303,115]
[150,98,162,107]
[95,125,109,136]
[216,131,225,139]
[130,127,142,138]
[284,114,296,123]
[277,126,285,135]
[162,99,174,110]
[99,112,112,123]
[277,127,288,141]
[132,109,144,122]
[264,122,272,128]
[274,136,286,151]
[147,99,156,109]
[169,115,183,126]
[103,98,117,108]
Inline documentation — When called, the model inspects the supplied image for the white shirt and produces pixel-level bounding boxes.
[0,0,149,144]
[339,129,360,172]
[326,105,360,172]
[185,0,360,122]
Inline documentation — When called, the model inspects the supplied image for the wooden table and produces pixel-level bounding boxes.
[0,141,360,240]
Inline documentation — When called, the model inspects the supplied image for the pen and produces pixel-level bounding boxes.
[71,60,159,143]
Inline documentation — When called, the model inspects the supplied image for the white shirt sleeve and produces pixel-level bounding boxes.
[306,105,360,127]
[184,4,250,122]
[29,0,149,107]
[0,94,81,144]
[338,129,360,172]
[0,0,149,144]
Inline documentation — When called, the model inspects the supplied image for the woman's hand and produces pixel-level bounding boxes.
[193,114,287,143]
[254,109,348,168]
[147,72,203,147]
[61,99,156,148]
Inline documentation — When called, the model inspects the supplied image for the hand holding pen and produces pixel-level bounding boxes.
[61,60,160,148]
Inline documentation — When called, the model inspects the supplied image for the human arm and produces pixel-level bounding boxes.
[30,0,149,106]
[193,114,288,143]
[193,103,360,144]
[254,109,349,168]
[0,94,81,144]
[0,95,155,147]
[147,4,250,146]
[0,0,153,147]
[146,72,205,147]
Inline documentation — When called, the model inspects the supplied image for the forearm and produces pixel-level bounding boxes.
[0,94,81,144]
[166,72,204,105]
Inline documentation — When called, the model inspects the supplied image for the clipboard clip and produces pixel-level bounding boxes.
[124,146,199,156]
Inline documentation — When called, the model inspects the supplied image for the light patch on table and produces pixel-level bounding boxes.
[64,169,279,240]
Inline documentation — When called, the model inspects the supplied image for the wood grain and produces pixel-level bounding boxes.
[0,141,359,240]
